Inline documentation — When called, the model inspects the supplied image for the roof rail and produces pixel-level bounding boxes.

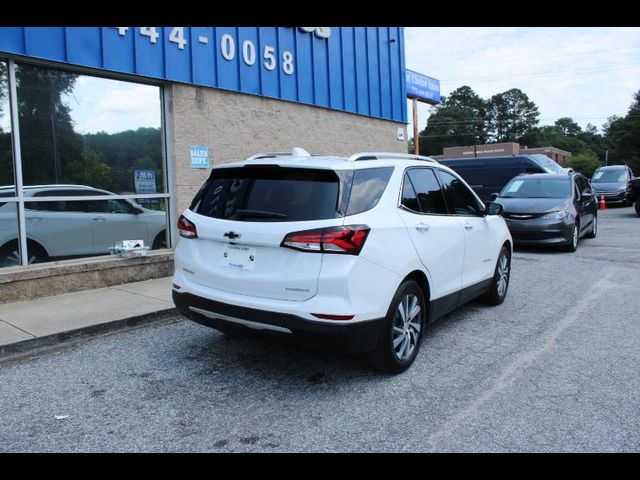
[347,152,438,163]
[245,152,292,161]
[246,147,313,161]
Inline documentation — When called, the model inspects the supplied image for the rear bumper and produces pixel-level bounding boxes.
[172,290,385,355]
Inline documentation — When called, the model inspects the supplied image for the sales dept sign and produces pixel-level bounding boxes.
[190,145,209,169]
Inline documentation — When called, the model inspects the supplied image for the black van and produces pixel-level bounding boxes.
[439,154,566,201]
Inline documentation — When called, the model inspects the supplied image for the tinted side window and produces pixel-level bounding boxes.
[436,170,482,216]
[346,167,393,215]
[401,173,420,212]
[407,169,447,214]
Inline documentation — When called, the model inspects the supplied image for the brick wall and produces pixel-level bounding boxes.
[168,84,408,215]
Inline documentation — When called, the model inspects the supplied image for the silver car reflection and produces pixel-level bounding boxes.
[0,185,167,266]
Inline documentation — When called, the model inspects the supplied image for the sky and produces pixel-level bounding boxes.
[65,75,161,135]
[404,27,640,140]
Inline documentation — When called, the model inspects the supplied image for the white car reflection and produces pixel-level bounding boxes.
[0,185,167,266]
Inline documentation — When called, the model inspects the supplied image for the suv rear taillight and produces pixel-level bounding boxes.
[178,214,198,239]
[281,225,370,255]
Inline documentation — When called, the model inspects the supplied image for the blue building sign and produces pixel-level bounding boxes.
[0,27,408,123]
[406,69,440,105]
[190,146,209,169]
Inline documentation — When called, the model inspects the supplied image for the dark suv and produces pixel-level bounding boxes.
[591,165,635,206]
[493,172,598,252]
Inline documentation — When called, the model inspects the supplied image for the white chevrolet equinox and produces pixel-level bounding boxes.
[172,148,512,373]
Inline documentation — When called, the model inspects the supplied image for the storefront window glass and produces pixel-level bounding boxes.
[0,60,20,269]
[0,60,14,191]
[15,63,164,195]
[0,61,169,268]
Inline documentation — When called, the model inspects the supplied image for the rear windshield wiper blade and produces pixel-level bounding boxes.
[233,209,288,219]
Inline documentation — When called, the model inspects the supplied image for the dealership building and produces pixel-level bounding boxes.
[431,142,571,165]
[0,27,409,302]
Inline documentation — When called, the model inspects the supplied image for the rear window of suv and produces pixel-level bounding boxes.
[192,166,341,222]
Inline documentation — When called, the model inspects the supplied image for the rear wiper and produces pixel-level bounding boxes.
[233,209,288,219]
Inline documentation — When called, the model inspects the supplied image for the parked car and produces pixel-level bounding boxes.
[172,148,512,373]
[439,154,566,201]
[629,177,640,216]
[0,184,167,266]
[591,164,636,206]
[493,172,598,252]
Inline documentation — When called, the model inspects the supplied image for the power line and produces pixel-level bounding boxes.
[441,62,640,83]
[410,113,640,128]
[422,44,640,70]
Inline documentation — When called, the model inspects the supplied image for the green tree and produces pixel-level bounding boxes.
[15,64,82,186]
[0,61,12,186]
[519,120,606,163]
[65,148,113,190]
[605,90,640,173]
[554,117,582,137]
[83,127,162,193]
[419,85,487,155]
[486,88,539,143]
[565,152,603,177]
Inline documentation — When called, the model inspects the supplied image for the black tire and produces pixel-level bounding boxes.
[480,245,510,306]
[635,201,640,217]
[564,222,579,252]
[0,240,48,267]
[367,280,426,374]
[152,231,167,250]
[585,214,597,239]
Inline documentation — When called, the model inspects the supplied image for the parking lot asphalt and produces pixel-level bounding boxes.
[0,206,639,452]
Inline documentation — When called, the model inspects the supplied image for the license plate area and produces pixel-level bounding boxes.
[221,244,256,271]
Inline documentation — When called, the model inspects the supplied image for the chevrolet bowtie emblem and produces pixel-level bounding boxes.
[223,231,241,240]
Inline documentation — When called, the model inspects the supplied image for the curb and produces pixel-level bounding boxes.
[0,307,180,363]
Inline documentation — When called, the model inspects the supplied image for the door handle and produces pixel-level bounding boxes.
[27,217,42,222]
[92,217,106,222]
[463,223,473,230]
[415,223,430,232]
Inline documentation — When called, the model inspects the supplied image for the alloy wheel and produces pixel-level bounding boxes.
[392,293,421,362]
[496,252,510,298]
[2,249,38,266]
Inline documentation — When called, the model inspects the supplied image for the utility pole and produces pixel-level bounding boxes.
[412,98,419,155]
[605,150,609,166]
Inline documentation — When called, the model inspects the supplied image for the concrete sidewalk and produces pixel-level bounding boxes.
[0,276,178,360]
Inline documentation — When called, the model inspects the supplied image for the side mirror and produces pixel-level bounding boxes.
[484,201,503,216]
[489,192,499,201]
[131,206,144,215]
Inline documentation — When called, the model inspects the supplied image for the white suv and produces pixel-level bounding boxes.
[172,148,512,373]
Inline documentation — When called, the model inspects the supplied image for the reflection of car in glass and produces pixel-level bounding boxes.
[493,173,598,252]
[0,185,167,266]
[591,165,635,206]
